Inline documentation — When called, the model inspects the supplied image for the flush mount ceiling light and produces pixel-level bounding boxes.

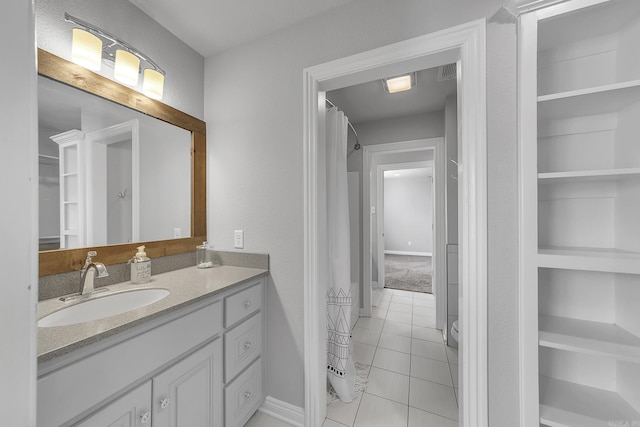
[382,72,416,94]
[65,13,166,100]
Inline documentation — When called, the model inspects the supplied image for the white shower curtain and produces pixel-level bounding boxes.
[326,107,356,402]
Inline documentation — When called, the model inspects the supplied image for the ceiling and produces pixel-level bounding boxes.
[125,0,456,124]
[327,67,457,124]
[128,0,353,57]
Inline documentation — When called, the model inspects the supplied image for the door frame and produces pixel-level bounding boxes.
[376,160,435,293]
[362,141,443,326]
[303,19,487,427]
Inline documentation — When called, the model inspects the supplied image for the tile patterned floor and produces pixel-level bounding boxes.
[244,288,458,427]
[325,288,459,427]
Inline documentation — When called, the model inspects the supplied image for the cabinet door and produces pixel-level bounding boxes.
[152,339,223,427]
[74,381,152,427]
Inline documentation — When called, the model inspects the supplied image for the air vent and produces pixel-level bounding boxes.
[438,63,457,81]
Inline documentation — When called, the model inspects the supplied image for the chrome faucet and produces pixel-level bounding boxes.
[79,251,109,295]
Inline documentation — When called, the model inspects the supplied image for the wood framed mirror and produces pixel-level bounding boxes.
[38,48,206,277]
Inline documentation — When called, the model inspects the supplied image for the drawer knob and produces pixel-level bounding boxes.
[244,391,252,399]
[140,411,152,424]
[160,397,170,409]
[244,300,251,309]
[244,341,252,350]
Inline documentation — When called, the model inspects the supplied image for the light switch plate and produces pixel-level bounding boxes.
[234,230,244,249]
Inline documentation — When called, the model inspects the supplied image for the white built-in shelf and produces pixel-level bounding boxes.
[538,80,640,121]
[539,315,640,363]
[540,377,640,427]
[62,172,78,177]
[539,246,640,274]
[538,168,640,183]
[38,154,59,160]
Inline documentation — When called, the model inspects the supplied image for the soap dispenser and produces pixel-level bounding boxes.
[130,245,151,284]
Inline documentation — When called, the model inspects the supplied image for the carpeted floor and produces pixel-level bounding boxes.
[384,254,432,294]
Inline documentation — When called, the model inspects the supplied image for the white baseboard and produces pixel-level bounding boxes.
[372,280,381,289]
[385,250,432,257]
[259,396,304,427]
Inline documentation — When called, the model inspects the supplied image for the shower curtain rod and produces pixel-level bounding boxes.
[326,99,361,151]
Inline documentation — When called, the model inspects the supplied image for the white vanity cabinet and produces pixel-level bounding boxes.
[152,339,222,427]
[519,1,640,424]
[38,277,266,427]
[75,339,223,427]
[76,381,152,427]
[222,283,265,427]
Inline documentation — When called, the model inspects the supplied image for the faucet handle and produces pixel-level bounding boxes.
[83,251,98,270]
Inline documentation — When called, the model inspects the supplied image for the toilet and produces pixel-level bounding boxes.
[451,320,459,342]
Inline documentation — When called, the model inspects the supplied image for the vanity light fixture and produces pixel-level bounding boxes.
[382,72,416,94]
[65,13,166,100]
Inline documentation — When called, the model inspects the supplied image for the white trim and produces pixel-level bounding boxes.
[259,396,304,427]
[385,250,432,256]
[377,164,385,290]
[503,0,571,16]
[457,20,488,427]
[303,19,487,427]
[518,11,540,426]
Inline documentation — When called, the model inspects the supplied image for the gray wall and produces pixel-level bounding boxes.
[204,0,512,414]
[384,174,433,253]
[0,0,37,424]
[35,0,204,119]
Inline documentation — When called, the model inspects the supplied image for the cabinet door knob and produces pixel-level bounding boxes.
[244,341,252,350]
[244,391,252,399]
[160,397,170,409]
[244,300,251,308]
[140,411,152,424]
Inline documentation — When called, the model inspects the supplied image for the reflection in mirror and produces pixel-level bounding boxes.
[38,76,191,251]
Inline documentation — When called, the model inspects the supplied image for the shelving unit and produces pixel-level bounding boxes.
[540,377,640,427]
[51,130,86,249]
[520,0,640,424]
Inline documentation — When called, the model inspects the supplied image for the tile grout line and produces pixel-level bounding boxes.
[340,288,453,427]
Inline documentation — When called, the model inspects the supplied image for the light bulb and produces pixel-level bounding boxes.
[114,50,140,86]
[142,69,165,100]
[71,28,102,71]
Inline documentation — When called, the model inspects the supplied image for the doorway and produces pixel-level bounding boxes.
[382,165,434,295]
[303,19,488,427]
[362,140,445,331]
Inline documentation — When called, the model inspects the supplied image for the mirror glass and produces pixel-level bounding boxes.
[38,75,192,251]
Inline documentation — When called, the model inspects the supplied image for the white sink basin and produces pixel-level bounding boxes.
[38,288,170,327]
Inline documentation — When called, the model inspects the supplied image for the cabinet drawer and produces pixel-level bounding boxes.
[225,312,262,382]
[225,358,263,427]
[225,282,262,327]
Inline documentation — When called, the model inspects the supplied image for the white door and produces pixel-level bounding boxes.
[152,339,223,427]
[74,381,152,427]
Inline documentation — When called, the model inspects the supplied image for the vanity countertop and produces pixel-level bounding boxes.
[38,265,268,363]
